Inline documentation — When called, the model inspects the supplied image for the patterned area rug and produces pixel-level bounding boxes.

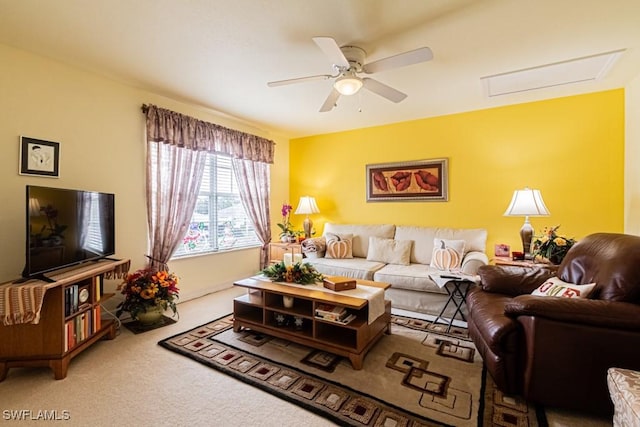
[159,314,542,426]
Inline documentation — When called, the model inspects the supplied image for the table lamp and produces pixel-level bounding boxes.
[503,187,550,259]
[294,196,320,239]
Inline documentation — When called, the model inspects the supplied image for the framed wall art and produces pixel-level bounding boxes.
[366,158,448,202]
[19,136,60,178]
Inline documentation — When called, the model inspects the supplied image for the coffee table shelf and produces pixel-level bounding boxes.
[233,276,391,369]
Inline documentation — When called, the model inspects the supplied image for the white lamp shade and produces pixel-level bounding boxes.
[294,196,320,215]
[503,188,550,217]
[334,76,363,96]
[29,198,41,216]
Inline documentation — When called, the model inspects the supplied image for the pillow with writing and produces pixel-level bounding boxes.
[325,233,353,259]
[430,238,465,271]
[532,277,595,299]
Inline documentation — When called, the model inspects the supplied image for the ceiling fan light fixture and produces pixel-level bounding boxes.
[334,75,363,96]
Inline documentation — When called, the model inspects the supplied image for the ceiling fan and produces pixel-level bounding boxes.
[267,37,433,112]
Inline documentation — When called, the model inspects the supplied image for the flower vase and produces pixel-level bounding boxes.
[136,305,163,325]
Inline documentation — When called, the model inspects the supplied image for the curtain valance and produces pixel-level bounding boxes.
[143,104,275,164]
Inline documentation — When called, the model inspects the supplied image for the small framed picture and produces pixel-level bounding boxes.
[495,244,510,257]
[19,136,60,178]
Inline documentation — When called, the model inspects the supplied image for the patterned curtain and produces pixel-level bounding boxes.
[146,141,206,271]
[232,158,272,268]
[143,104,275,271]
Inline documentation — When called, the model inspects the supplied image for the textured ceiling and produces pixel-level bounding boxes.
[0,0,639,138]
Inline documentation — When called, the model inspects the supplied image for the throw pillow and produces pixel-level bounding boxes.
[300,237,326,258]
[430,238,465,271]
[325,233,353,259]
[366,237,412,266]
[532,277,596,299]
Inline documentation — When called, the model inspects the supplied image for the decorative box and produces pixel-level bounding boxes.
[323,277,357,291]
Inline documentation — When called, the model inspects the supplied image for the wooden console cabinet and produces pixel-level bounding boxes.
[0,259,129,381]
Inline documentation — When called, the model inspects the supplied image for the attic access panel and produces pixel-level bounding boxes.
[481,49,624,97]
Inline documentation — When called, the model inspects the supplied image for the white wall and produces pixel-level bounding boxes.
[625,73,640,235]
[0,43,289,304]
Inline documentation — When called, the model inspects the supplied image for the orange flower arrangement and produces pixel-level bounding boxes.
[532,225,577,265]
[116,268,179,319]
[261,261,323,285]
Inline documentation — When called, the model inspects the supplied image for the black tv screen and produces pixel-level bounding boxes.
[23,185,115,280]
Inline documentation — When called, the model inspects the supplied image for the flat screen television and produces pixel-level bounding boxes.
[22,185,115,281]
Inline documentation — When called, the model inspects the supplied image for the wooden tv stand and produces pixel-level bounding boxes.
[0,258,129,381]
[232,276,391,369]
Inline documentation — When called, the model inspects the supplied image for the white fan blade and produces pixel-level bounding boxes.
[362,47,433,74]
[363,78,407,103]
[313,36,350,68]
[319,88,341,112]
[267,74,332,87]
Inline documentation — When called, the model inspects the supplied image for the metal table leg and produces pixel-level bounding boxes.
[431,280,471,332]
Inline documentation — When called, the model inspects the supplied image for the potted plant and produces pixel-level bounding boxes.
[116,268,180,324]
[277,203,296,242]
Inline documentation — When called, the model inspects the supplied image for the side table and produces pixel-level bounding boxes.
[429,273,479,332]
[268,242,303,264]
[492,257,559,271]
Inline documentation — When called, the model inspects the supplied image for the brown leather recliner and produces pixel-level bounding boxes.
[466,232,640,415]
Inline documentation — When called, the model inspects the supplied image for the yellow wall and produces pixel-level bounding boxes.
[290,90,625,253]
[0,42,289,302]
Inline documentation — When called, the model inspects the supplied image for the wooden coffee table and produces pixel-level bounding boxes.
[232,276,391,370]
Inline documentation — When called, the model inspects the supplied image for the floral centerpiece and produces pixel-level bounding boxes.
[277,203,296,242]
[116,268,180,321]
[261,261,323,284]
[532,225,577,265]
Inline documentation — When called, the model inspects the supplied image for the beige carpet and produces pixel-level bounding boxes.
[0,287,612,426]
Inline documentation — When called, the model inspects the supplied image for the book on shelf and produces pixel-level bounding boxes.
[315,313,356,325]
[64,285,80,317]
[95,275,102,301]
[315,304,348,321]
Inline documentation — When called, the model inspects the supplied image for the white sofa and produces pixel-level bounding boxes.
[305,223,488,317]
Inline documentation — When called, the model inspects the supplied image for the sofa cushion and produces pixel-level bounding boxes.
[373,264,447,294]
[305,257,386,281]
[325,233,353,259]
[430,238,465,270]
[366,236,412,266]
[394,226,487,265]
[323,223,395,258]
[608,367,640,427]
[531,277,595,299]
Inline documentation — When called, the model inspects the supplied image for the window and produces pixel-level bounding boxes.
[85,193,105,253]
[172,155,260,257]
